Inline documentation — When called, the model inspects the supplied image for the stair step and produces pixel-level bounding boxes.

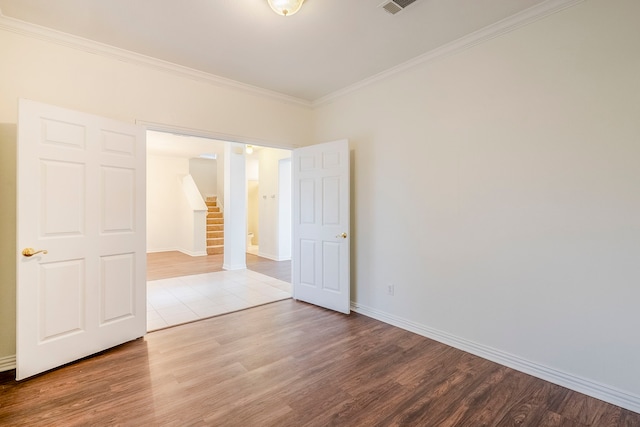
[205,196,222,255]
[207,246,224,255]
[207,238,224,246]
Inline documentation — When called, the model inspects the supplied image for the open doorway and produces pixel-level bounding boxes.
[245,145,292,262]
[145,130,293,331]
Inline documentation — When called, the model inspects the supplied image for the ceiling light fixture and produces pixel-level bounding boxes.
[246,145,254,154]
[267,0,305,16]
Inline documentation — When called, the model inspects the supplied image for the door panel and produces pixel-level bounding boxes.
[100,253,136,324]
[101,166,135,232]
[39,260,84,341]
[42,160,85,234]
[292,140,350,314]
[17,99,146,380]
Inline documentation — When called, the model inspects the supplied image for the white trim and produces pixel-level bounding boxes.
[0,12,311,109]
[146,247,179,254]
[1,1,583,109]
[313,0,585,107]
[139,121,301,151]
[0,355,16,372]
[351,301,640,415]
[146,248,207,257]
[223,263,247,271]
[179,249,208,257]
[256,251,291,262]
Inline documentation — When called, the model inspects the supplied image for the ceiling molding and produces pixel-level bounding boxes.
[0,10,313,109]
[1,0,584,109]
[313,0,585,107]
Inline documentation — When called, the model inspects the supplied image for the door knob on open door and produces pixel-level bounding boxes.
[336,233,348,239]
[22,248,48,257]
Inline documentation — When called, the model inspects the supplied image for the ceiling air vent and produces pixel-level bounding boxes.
[379,0,419,15]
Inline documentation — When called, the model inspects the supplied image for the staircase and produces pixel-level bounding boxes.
[206,196,224,255]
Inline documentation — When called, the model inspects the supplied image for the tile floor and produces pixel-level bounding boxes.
[147,269,291,331]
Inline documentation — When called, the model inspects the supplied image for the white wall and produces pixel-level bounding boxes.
[0,124,17,369]
[189,158,217,199]
[246,156,259,181]
[313,0,640,408]
[146,155,188,252]
[147,155,207,256]
[258,148,292,261]
[0,29,312,143]
[247,180,260,245]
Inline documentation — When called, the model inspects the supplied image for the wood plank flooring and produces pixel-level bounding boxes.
[147,251,291,282]
[1,300,638,426]
[246,253,291,283]
[147,250,225,281]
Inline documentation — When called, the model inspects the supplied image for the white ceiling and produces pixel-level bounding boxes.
[146,131,269,160]
[0,0,552,102]
[146,131,227,159]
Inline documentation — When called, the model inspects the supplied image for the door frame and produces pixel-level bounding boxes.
[139,121,295,272]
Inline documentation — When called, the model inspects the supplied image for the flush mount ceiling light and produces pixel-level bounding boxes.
[267,0,305,16]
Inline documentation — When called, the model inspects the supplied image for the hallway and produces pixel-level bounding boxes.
[146,252,291,331]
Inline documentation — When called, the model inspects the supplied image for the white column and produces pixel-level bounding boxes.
[223,142,247,270]
[278,158,292,260]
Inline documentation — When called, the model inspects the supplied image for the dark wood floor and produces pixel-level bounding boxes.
[147,251,291,282]
[1,300,638,426]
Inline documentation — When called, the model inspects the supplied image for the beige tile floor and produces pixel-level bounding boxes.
[147,269,291,331]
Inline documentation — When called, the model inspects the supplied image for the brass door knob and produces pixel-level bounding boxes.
[336,233,348,239]
[22,248,48,257]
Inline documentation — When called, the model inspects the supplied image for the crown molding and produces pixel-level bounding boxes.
[313,0,585,107]
[0,0,584,110]
[0,11,312,109]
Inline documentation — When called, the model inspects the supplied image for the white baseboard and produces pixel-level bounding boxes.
[178,249,207,257]
[146,248,207,257]
[0,354,16,372]
[256,251,291,262]
[223,263,247,271]
[146,247,176,254]
[351,301,640,414]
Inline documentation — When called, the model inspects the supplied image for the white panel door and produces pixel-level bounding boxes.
[17,99,146,380]
[292,140,350,314]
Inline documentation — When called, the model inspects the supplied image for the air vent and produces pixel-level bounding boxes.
[379,0,418,15]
